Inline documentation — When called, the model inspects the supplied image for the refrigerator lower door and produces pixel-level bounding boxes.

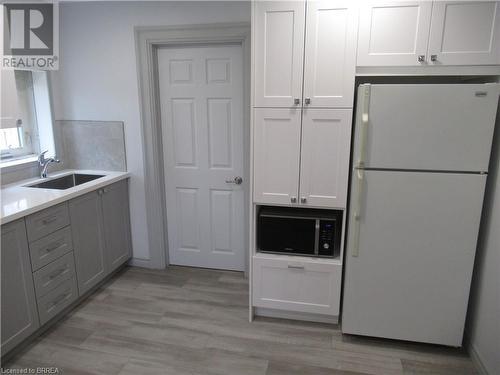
[342,170,486,346]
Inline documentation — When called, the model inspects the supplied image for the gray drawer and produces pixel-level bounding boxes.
[26,203,70,242]
[33,252,76,298]
[37,277,78,325]
[29,226,73,271]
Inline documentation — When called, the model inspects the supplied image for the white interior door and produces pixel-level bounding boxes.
[357,1,432,66]
[427,1,500,65]
[158,45,245,271]
[303,0,358,108]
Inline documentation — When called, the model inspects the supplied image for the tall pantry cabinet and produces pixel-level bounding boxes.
[250,0,358,322]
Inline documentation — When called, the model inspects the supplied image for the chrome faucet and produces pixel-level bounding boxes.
[38,150,61,178]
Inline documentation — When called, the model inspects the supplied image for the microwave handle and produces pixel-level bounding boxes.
[351,168,364,257]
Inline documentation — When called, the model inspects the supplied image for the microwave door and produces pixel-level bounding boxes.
[258,216,316,256]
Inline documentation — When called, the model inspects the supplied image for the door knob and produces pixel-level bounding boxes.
[300,197,307,203]
[225,176,243,185]
[417,55,425,63]
[430,54,438,62]
[304,98,311,105]
[290,196,297,203]
[294,98,300,105]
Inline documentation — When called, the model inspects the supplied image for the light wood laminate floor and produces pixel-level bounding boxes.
[5,266,478,374]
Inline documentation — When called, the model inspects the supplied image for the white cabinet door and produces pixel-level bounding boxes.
[253,108,301,205]
[427,1,500,65]
[303,1,358,108]
[357,1,432,66]
[254,1,305,107]
[299,109,352,208]
[253,255,342,316]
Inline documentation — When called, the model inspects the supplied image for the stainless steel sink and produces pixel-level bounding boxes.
[26,174,105,190]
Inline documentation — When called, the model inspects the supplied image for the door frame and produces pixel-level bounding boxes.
[135,23,251,270]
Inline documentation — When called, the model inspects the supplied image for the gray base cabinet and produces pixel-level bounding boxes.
[70,180,131,294]
[69,191,107,295]
[102,181,132,272]
[1,178,131,357]
[1,220,40,356]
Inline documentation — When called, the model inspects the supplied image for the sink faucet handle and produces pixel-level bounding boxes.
[38,150,49,164]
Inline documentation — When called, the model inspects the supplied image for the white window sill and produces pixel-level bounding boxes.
[0,155,38,172]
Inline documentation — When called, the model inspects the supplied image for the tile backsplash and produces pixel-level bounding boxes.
[59,120,127,172]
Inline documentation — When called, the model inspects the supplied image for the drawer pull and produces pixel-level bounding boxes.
[51,292,70,307]
[288,265,305,270]
[46,242,62,252]
[48,267,68,280]
[42,216,58,225]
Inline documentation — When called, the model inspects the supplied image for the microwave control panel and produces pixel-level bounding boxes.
[318,220,336,256]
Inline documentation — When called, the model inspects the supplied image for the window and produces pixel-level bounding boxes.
[0,70,40,161]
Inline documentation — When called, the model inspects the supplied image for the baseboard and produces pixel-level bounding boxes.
[254,307,339,324]
[128,257,152,268]
[468,342,490,375]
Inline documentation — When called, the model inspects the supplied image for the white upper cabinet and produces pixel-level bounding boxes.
[299,109,352,208]
[303,1,358,107]
[253,108,302,205]
[427,1,500,65]
[357,1,432,66]
[254,1,305,107]
[357,0,500,66]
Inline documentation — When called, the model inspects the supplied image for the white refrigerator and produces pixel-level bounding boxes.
[342,84,499,347]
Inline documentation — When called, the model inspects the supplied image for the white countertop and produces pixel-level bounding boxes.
[1,169,130,225]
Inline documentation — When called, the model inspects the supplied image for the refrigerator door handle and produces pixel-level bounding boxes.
[352,168,364,257]
[357,85,371,169]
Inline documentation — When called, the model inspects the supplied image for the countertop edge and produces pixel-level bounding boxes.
[1,171,130,225]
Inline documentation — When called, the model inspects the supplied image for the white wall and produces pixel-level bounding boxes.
[51,1,250,262]
[466,95,500,374]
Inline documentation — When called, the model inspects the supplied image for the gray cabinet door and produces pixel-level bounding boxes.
[69,191,106,295]
[1,220,40,355]
[102,180,132,272]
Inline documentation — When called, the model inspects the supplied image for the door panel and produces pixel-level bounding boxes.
[303,1,358,107]
[299,109,352,208]
[343,170,486,346]
[69,191,106,295]
[253,108,301,205]
[1,220,39,355]
[254,1,306,107]
[428,1,500,65]
[357,1,432,66]
[102,181,132,272]
[158,45,245,271]
[355,84,499,172]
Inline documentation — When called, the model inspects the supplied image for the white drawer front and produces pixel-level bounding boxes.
[37,277,78,325]
[33,252,76,298]
[252,256,341,316]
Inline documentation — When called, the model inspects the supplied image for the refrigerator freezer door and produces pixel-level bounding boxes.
[354,84,498,172]
[342,170,486,346]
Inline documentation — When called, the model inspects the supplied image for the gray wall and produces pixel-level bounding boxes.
[466,94,500,374]
[50,1,251,262]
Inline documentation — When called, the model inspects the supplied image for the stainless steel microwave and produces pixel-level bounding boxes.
[257,207,342,258]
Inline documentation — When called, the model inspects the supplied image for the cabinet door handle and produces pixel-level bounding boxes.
[48,267,68,280]
[288,265,304,270]
[51,292,70,307]
[290,196,297,203]
[417,55,425,63]
[304,98,311,105]
[294,98,300,105]
[430,54,437,62]
[45,242,61,252]
[300,197,307,204]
